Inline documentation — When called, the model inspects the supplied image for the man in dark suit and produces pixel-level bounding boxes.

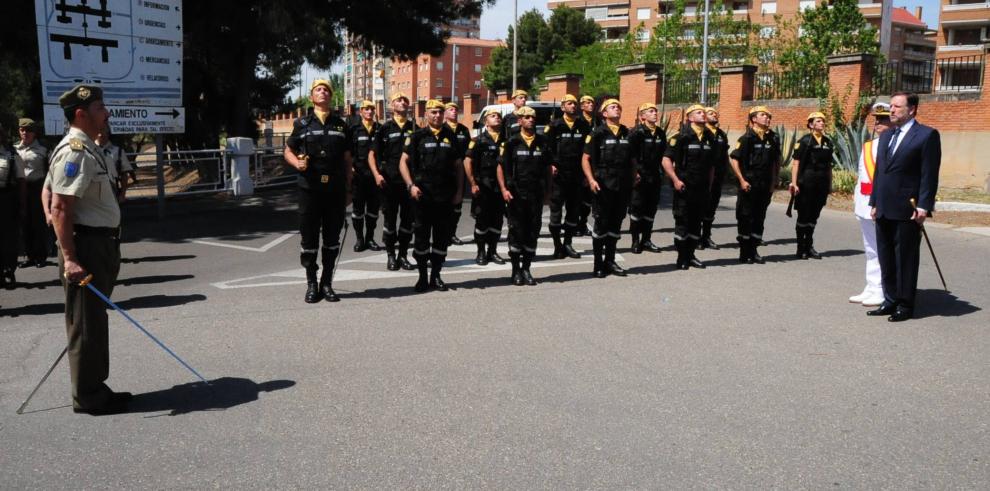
[868,92,941,322]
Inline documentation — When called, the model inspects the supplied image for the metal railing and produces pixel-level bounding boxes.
[251,146,297,189]
[755,71,829,100]
[662,71,721,104]
[872,54,985,94]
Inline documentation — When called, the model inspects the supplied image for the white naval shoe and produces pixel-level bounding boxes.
[861,294,885,307]
[849,289,871,303]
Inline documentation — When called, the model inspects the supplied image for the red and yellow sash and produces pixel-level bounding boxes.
[861,140,875,195]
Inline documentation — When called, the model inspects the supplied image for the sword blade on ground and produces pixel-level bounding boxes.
[16,347,67,415]
[82,278,209,384]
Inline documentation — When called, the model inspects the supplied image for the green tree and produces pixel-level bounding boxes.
[483,7,600,92]
[775,0,879,76]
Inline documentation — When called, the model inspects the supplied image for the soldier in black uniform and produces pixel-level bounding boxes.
[790,111,834,260]
[627,102,667,254]
[283,79,352,303]
[400,100,465,292]
[700,107,730,250]
[444,102,472,246]
[729,106,781,264]
[498,106,551,286]
[348,100,383,253]
[368,92,417,272]
[464,108,506,265]
[583,99,637,278]
[662,104,718,270]
[500,89,528,139]
[575,95,599,237]
[544,94,590,259]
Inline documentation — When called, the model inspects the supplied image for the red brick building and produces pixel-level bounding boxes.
[388,37,504,106]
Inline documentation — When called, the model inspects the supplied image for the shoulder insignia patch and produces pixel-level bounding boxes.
[404,137,411,146]
[585,135,592,144]
[735,141,741,150]
[468,141,476,150]
[69,138,84,151]
[669,137,678,146]
[793,143,800,149]
[443,138,450,144]
[64,161,79,178]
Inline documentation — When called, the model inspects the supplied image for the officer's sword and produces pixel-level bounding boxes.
[81,274,210,383]
[16,347,67,414]
[332,221,349,283]
[910,199,948,292]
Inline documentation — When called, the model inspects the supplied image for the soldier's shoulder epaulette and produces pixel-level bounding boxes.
[69,138,84,151]
[668,134,679,146]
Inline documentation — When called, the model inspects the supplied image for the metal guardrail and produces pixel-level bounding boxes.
[755,71,829,100]
[872,54,985,95]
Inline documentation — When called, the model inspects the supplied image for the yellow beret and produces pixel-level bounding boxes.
[638,102,657,113]
[685,104,706,115]
[512,89,528,99]
[515,106,536,117]
[561,94,578,104]
[59,84,103,110]
[444,102,458,110]
[749,105,772,117]
[580,95,595,104]
[310,79,332,93]
[425,99,445,110]
[871,102,891,117]
[704,106,718,115]
[807,111,826,121]
[600,98,621,111]
[390,92,409,102]
[359,100,375,109]
[481,107,502,118]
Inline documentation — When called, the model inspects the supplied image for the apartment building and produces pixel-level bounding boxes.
[935,0,989,89]
[389,37,504,106]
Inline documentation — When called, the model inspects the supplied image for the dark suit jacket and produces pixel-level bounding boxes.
[869,119,941,220]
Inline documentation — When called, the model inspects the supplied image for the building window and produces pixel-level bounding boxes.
[436,61,444,70]
[761,1,777,14]
[474,80,482,89]
[475,47,482,56]
[759,26,776,38]
[950,27,983,45]
[637,8,651,20]
[585,7,607,20]
[636,29,650,41]
[684,5,697,14]
[474,64,482,72]
[454,63,460,72]
[799,0,815,11]
[436,78,443,88]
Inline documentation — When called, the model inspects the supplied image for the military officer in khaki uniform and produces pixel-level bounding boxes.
[16,118,51,268]
[49,85,131,415]
[0,125,26,287]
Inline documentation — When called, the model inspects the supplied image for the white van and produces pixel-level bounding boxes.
[471,101,563,137]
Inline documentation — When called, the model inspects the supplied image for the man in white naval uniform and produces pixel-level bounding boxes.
[850,102,892,307]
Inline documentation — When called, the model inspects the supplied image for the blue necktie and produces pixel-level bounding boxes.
[887,128,900,157]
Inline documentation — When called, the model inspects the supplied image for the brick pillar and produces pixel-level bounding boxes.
[718,65,757,132]
[495,89,509,103]
[617,63,663,127]
[827,53,875,123]
[542,73,584,102]
[461,93,480,128]
[414,100,426,125]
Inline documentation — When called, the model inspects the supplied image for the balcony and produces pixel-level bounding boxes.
[943,1,990,12]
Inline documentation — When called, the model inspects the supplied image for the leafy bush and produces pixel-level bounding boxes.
[832,169,857,194]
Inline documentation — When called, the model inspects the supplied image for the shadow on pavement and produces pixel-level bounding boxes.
[915,290,982,319]
[128,377,296,416]
[0,303,63,317]
[121,254,196,264]
[115,294,207,310]
[116,274,195,287]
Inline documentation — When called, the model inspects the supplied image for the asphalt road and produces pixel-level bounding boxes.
[1,188,988,488]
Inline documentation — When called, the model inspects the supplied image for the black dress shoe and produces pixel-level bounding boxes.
[476,252,488,266]
[521,269,537,286]
[398,256,416,271]
[321,284,340,302]
[449,235,465,246]
[641,241,662,253]
[701,237,719,250]
[487,252,507,265]
[888,308,913,322]
[563,244,581,259]
[304,282,323,303]
[807,247,822,260]
[631,242,643,254]
[386,254,399,271]
[608,262,627,277]
[366,239,384,251]
[689,257,706,269]
[677,261,690,270]
[593,268,607,278]
[353,240,367,253]
[867,303,897,316]
[750,251,765,264]
[512,271,525,286]
[552,247,567,259]
[414,277,429,292]
[430,276,448,291]
[73,392,131,415]
[19,260,34,269]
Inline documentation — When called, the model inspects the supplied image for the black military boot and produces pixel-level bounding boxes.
[641,223,662,253]
[487,239,506,265]
[352,218,367,252]
[365,218,383,251]
[807,228,822,259]
[304,267,322,303]
[796,228,808,260]
[687,239,706,269]
[675,239,689,270]
[630,222,643,254]
[475,240,488,265]
[563,233,581,259]
[397,242,415,271]
[592,238,606,278]
[550,227,566,259]
[414,257,429,293]
[700,220,719,250]
[521,253,537,285]
[386,246,399,271]
[429,253,447,291]
[320,248,340,302]
[750,238,765,264]
[510,252,524,286]
[606,238,627,276]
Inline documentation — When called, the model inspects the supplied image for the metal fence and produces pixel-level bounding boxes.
[872,54,985,95]
[755,71,829,100]
[662,72,721,104]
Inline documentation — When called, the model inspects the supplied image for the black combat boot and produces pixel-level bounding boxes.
[675,239,689,270]
[562,232,581,258]
[429,253,447,291]
[352,218,367,252]
[630,222,643,254]
[687,239,706,269]
[304,268,322,303]
[414,257,429,293]
[487,238,506,265]
[521,252,537,285]
[386,246,399,271]
[365,217,383,251]
[320,247,339,302]
[550,226,566,259]
[592,238,606,278]
[475,240,488,265]
[606,238,626,276]
[737,236,750,263]
[700,220,719,250]
[750,238,765,264]
[806,227,822,259]
[510,252,524,286]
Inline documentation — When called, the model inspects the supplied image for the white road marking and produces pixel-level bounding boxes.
[192,233,296,253]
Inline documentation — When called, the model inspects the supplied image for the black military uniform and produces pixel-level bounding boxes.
[701,122,730,250]
[466,128,505,264]
[286,110,351,302]
[664,123,719,269]
[374,116,417,270]
[627,121,667,253]
[792,131,834,259]
[349,116,382,252]
[447,119,472,246]
[584,118,635,277]
[404,122,462,292]
[499,128,551,286]
[575,109,601,236]
[730,125,781,263]
[545,113,591,259]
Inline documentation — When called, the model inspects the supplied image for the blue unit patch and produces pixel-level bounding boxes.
[65,162,79,178]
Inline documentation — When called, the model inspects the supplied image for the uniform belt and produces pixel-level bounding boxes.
[74,225,121,238]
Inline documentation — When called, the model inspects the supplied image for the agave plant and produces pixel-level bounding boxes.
[830,121,870,172]
[774,124,799,188]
